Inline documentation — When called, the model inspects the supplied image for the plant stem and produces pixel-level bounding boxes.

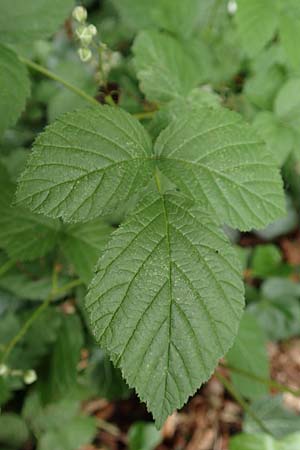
[216,371,273,436]
[0,278,83,364]
[133,110,156,120]
[19,56,99,108]
[222,362,300,397]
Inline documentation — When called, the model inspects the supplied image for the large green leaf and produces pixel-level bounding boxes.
[133,30,200,103]
[0,44,30,135]
[86,190,244,427]
[16,106,154,222]
[235,0,278,57]
[226,312,269,399]
[0,0,74,49]
[0,177,59,261]
[155,107,285,230]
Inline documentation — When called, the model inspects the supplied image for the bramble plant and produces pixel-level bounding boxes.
[3,0,300,447]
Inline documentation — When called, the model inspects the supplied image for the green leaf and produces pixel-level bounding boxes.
[0,414,29,449]
[0,44,30,135]
[253,112,294,166]
[39,314,83,403]
[230,432,300,450]
[16,106,153,222]
[279,0,300,69]
[86,190,244,427]
[235,0,278,57]
[251,245,282,278]
[128,422,162,450]
[155,107,285,230]
[112,0,201,39]
[0,0,74,50]
[275,79,300,131]
[38,416,97,450]
[226,312,269,399]
[89,349,130,401]
[47,60,97,122]
[248,284,300,341]
[244,396,300,439]
[0,177,59,261]
[133,30,200,103]
[61,220,113,284]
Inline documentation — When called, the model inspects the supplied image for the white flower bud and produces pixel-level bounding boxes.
[227,0,237,15]
[0,364,8,376]
[87,24,97,37]
[75,26,93,46]
[72,6,88,23]
[23,370,37,385]
[78,47,92,62]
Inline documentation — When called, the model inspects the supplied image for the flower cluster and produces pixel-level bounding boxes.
[0,364,37,385]
[72,5,122,84]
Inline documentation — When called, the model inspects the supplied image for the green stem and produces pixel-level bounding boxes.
[0,278,83,364]
[133,110,156,120]
[19,56,99,108]
[0,259,15,277]
[222,362,300,397]
[216,372,273,436]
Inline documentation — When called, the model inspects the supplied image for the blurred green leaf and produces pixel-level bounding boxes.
[0,414,29,449]
[226,312,269,399]
[251,245,282,278]
[128,422,162,450]
[244,395,300,439]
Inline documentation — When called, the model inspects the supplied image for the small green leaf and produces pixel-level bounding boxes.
[0,414,29,449]
[251,245,282,278]
[86,190,244,427]
[0,0,74,50]
[0,177,59,261]
[155,107,285,230]
[17,106,154,222]
[275,79,300,131]
[0,44,30,135]
[128,422,162,450]
[133,30,200,102]
[39,314,83,403]
[38,417,97,450]
[253,112,294,166]
[226,312,269,399]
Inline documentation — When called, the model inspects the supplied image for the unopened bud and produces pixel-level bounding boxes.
[24,370,37,385]
[75,25,93,46]
[78,47,92,62]
[87,24,97,37]
[72,6,88,23]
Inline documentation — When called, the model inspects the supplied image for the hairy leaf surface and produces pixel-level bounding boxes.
[17,106,153,222]
[86,191,244,426]
[155,108,285,230]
